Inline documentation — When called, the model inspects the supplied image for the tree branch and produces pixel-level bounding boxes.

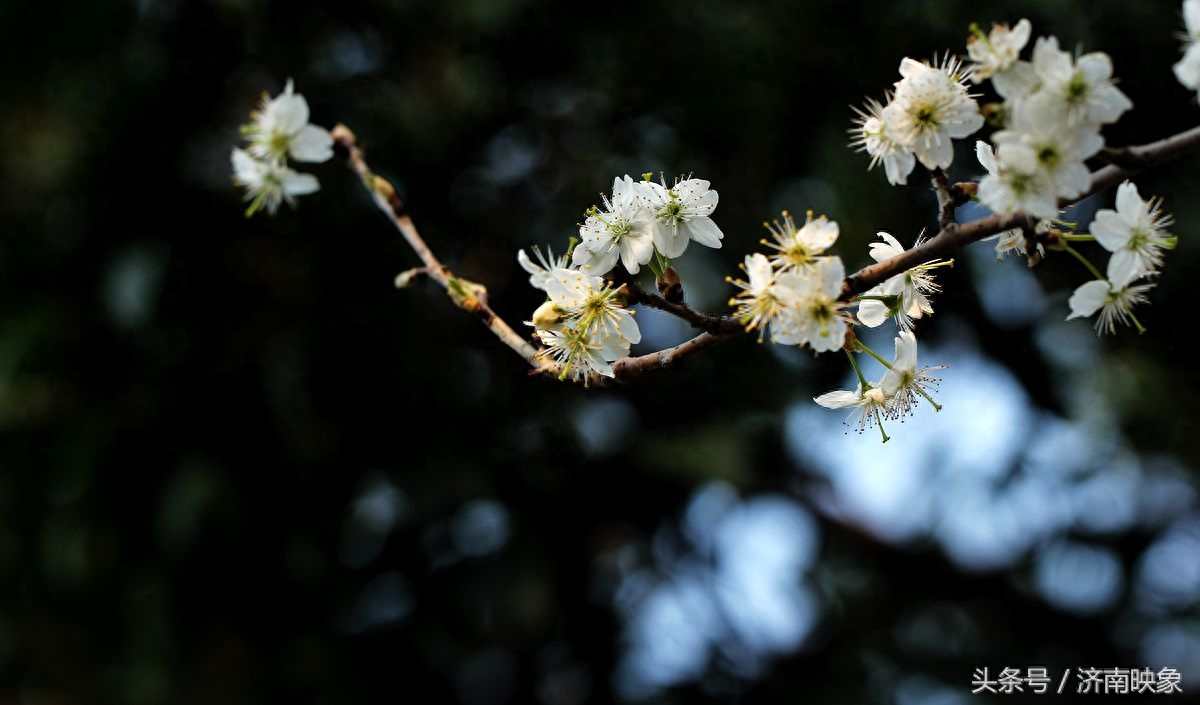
[330,125,554,375]
[339,121,1200,383]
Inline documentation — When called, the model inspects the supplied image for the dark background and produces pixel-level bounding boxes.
[4,0,1200,703]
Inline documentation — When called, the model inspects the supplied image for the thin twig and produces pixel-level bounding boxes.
[330,125,553,375]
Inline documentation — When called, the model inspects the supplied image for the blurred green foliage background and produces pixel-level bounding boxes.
[4,0,1200,703]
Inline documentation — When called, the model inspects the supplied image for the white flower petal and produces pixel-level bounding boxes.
[1066,280,1110,319]
[1106,249,1142,285]
[289,124,334,163]
[1090,209,1127,252]
[620,231,655,273]
[814,389,861,409]
[686,216,724,248]
[812,256,846,299]
[281,170,320,197]
[272,93,310,134]
[856,299,890,328]
[976,140,998,173]
[231,148,263,182]
[652,221,689,258]
[1114,181,1143,217]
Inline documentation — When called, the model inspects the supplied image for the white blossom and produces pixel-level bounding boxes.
[888,56,985,170]
[989,218,1052,261]
[640,177,724,258]
[1066,269,1154,336]
[573,176,656,275]
[967,19,1032,82]
[855,232,945,331]
[761,210,840,272]
[880,331,944,416]
[1028,36,1132,126]
[850,97,917,185]
[814,384,893,442]
[230,148,319,216]
[991,60,1039,102]
[537,268,640,357]
[531,268,641,382]
[992,99,1104,200]
[517,245,573,291]
[536,327,614,382]
[1091,181,1177,282]
[976,140,1058,219]
[786,256,850,352]
[728,253,802,343]
[242,79,333,164]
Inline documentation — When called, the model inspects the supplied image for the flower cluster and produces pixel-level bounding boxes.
[520,248,641,383]
[960,20,1177,336]
[1175,0,1200,94]
[572,175,724,276]
[971,24,1131,219]
[1067,181,1176,335]
[728,212,950,439]
[516,174,725,382]
[231,80,333,216]
[728,212,850,353]
[851,56,984,185]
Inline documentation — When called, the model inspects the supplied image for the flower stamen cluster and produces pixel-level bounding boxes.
[726,214,851,353]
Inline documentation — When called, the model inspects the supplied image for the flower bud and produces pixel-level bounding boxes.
[531,301,562,329]
[657,266,683,304]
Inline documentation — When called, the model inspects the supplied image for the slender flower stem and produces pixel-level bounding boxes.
[845,349,870,388]
[646,256,665,280]
[1063,244,1105,280]
[1062,233,1095,242]
[857,341,893,369]
[1129,311,1147,335]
